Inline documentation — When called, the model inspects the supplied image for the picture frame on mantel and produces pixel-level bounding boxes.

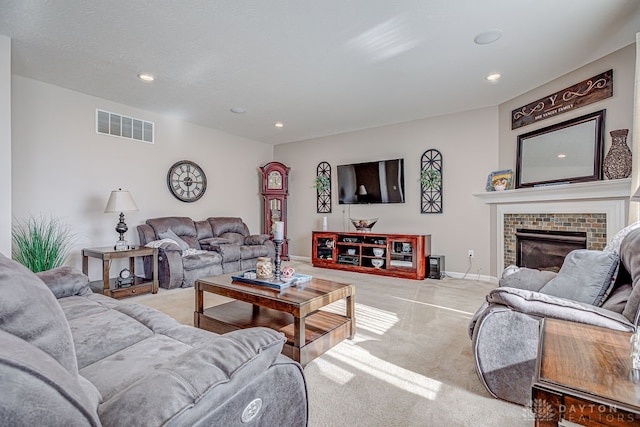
[486,169,513,191]
[515,109,605,188]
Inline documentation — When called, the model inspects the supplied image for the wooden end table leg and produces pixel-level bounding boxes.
[82,254,88,275]
[152,250,159,294]
[347,291,356,339]
[293,316,306,364]
[194,282,203,327]
[102,259,110,296]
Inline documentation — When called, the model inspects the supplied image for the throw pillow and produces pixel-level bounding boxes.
[144,238,181,251]
[158,229,190,251]
[539,249,619,306]
[498,267,557,292]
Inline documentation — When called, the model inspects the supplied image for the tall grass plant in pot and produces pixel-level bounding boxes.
[12,214,76,272]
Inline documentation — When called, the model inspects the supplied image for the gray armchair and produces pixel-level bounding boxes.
[469,228,640,406]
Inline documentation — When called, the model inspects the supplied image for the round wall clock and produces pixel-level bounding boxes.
[167,160,207,202]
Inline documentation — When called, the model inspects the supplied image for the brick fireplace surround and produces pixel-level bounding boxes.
[504,213,606,268]
[475,179,631,277]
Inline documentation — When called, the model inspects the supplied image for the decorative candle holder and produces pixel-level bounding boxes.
[273,239,284,283]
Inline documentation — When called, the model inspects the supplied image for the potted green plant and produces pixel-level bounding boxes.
[315,175,330,193]
[420,169,441,190]
[12,214,76,272]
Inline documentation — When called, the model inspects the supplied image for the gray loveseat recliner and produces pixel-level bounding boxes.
[0,253,308,426]
[137,216,275,289]
[469,227,640,406]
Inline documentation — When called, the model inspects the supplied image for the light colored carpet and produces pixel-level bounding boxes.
[125,261,531,426]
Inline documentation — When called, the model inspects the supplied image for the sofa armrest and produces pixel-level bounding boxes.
[245,234,271,245]
[488,287,635,332]
[97,328,287,426]
[155,249,185,289]
[36,267,92,299]
[0,330,100,426]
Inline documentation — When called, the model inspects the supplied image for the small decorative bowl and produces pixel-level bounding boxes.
[372,248,384,257]
[347,248,356,255]
[350,218,378,232]
[371,259,384,268]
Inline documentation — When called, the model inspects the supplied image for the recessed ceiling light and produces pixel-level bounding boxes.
[275,122,284,128]
[474,30,503,45]
[486,73,501,81]
[137,73,154,82]
[557,154,567,158]
[230,107,246,114]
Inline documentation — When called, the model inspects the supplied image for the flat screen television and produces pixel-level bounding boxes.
[337,158,405,204]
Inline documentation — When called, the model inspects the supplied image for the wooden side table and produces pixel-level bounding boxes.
[82,246,158,299]
[532,318,640,426]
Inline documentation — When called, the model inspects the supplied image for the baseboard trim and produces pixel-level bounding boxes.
[287,256,499,283]
[442,271,498,284]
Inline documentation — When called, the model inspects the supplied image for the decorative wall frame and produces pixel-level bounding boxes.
[420,149,443,214]
[516,109,605,188]
[316,161,332,213]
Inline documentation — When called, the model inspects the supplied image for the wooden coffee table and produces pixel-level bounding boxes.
[532,318,640,426]
[194,274,356,367]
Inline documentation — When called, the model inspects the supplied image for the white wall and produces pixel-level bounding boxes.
[489,43,636,275]
[274,107,498,277]
[11,76,273,279]
[498,43,635,171]
[0,36,11,256]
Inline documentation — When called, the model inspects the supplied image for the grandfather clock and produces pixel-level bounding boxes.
[260,161,290,260]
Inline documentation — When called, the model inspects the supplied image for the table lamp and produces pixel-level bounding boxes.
[104,188,138,251]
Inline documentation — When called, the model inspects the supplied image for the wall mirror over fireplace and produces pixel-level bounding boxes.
[515,109,605,188]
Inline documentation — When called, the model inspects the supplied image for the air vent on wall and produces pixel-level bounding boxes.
[96,109,154,144]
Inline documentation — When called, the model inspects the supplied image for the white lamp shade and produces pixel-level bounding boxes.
[357,185,368,196]
[104,189,139,213]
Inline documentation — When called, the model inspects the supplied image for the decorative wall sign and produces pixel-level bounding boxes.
[316,161,332,213]
[511,69,612,130]
[420,150,442,214]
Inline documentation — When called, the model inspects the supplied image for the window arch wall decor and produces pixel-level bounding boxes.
[420,149,443,214]
[316,161,332,213]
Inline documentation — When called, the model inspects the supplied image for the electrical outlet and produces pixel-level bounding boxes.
[468,250,474,258]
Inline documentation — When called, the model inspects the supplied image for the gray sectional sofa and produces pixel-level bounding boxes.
[469,227,640,406]
[137,216,275,289]
[0,253,308,426]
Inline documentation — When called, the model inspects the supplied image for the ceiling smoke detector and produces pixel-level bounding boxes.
[474,30,503,45]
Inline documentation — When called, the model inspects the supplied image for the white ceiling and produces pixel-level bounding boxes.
[1,1,640,145]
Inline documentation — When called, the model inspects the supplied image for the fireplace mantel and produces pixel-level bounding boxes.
[473,178,632,275]
[473,178,631,204]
